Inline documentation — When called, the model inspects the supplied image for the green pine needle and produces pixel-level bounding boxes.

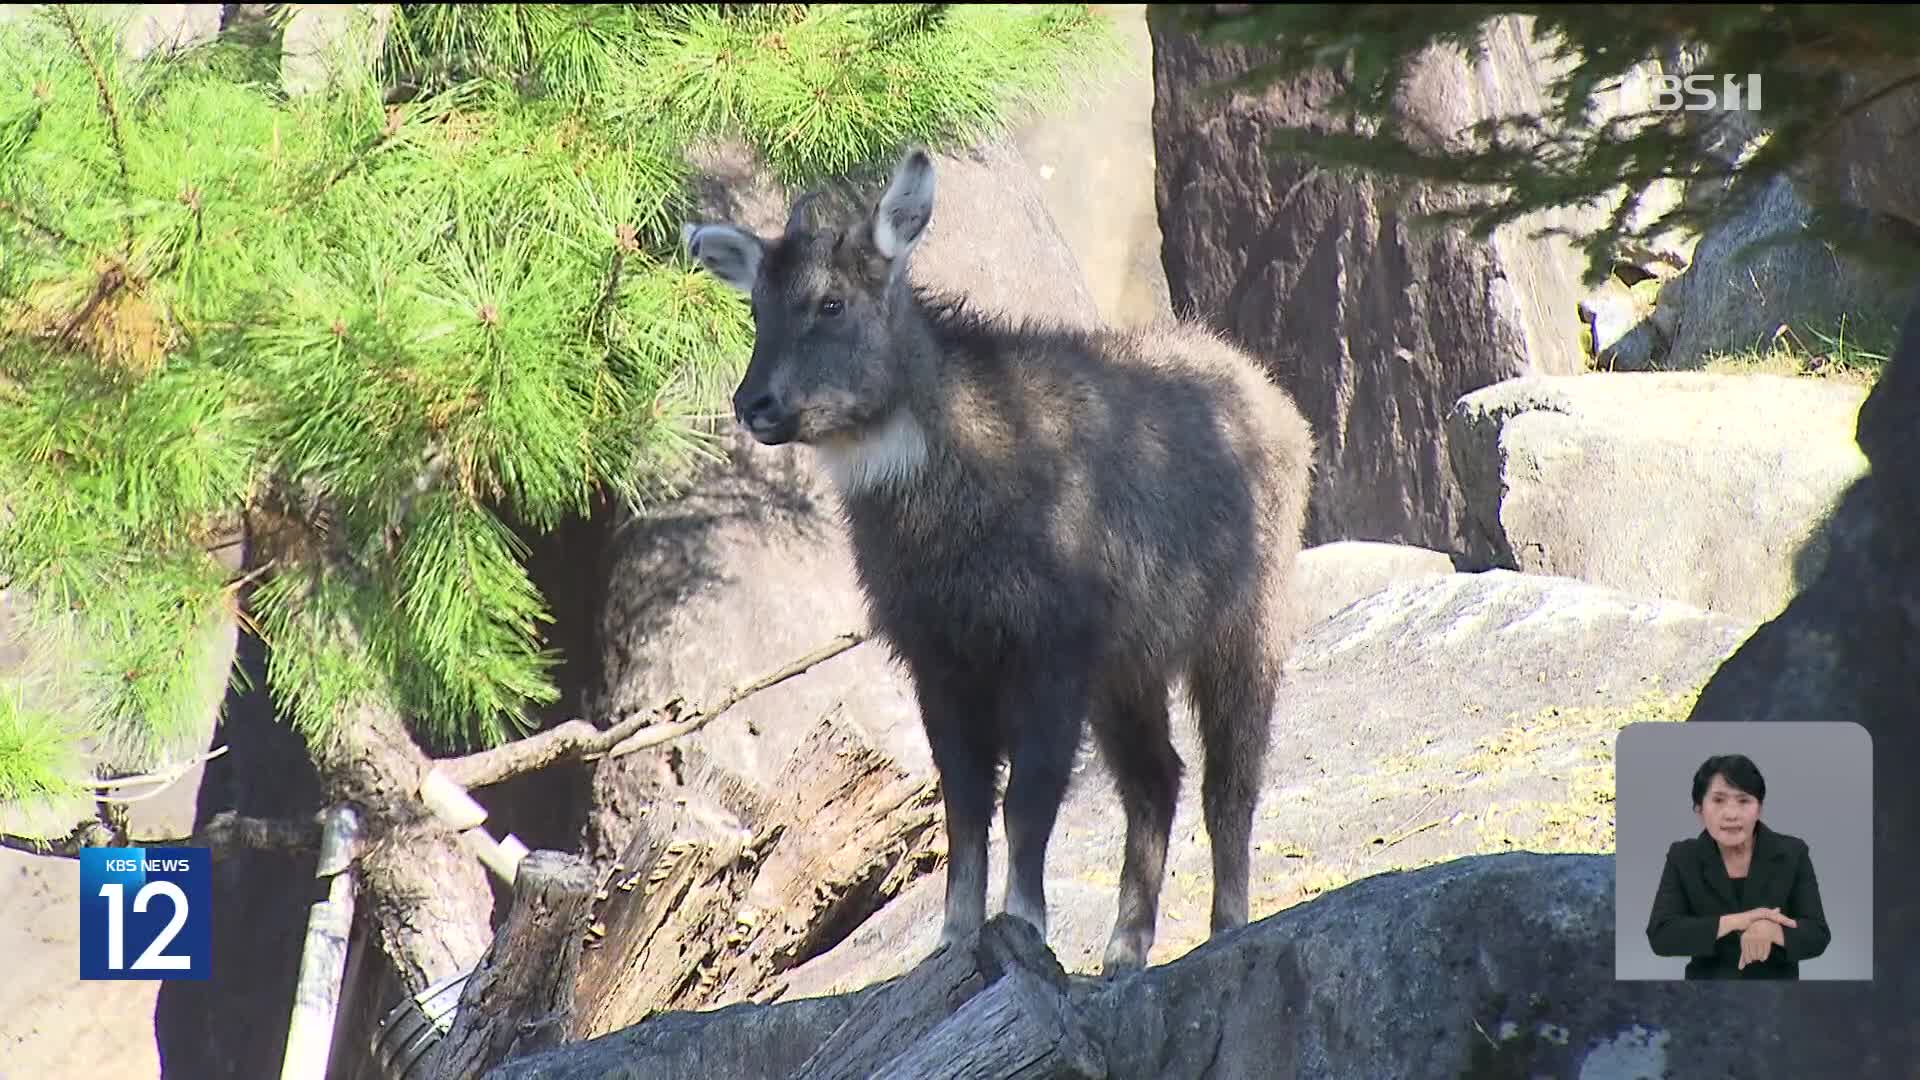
[0,2,1126,821]
[0,685,89,812]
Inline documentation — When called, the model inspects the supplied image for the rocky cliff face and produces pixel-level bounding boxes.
[1146,11,1649,552]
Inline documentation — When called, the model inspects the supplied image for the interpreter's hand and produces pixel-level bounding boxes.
[1741,907,1797,932]
[1739,918,1786,969]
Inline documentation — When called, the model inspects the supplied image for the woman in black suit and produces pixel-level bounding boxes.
[1645,754,1832,979]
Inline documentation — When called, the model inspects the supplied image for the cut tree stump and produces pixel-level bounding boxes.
[871,968,1108,1079]
[426,850,599,1080]
[790,915,1095,1080]
[572,708,945,1039]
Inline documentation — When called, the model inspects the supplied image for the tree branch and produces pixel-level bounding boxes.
[0,198,90,254]
[0,808,322,859]
[432,630,868,790]
[90,745,231,802]
[596,628,868,761]
[52,4,135,251]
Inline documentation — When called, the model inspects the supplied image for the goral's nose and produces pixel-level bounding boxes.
[736,393,796,445]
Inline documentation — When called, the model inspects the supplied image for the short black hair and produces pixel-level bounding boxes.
[1692,754,1766,807]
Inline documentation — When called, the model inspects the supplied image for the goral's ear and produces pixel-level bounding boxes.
[681,222,765,293]
[871,147,935,262]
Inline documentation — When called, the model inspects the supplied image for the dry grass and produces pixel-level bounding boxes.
[1241,683,1702,929]
[1461,684,1700,854]
[1697,314,1894,387]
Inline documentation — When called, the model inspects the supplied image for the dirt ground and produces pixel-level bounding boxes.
[0,848,165,1079]
[1,753,211,1080]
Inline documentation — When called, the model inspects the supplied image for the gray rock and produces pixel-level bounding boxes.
[280,4,394,98]
[1685,286,1920,1072]
[1450,371,1870,621]
[1011,4,1171,327]
[1578,276,1667,371]
[1074,855,1792,1080]
[0,4,220,59]
[1657,173,1908,370]
[117,4,221,61]
[1791,61,1920,239]
[1292,539,1457,626]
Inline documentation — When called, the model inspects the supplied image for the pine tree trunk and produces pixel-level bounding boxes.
[304,696,498,993]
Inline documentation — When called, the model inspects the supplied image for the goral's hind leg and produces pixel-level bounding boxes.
[1093,676,1181,975]
[1189,622,1280,937]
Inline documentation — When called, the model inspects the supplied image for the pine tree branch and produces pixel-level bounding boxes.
[589,226,638,341]
[0,198,90,254]
[52,4,135,252]
[281,106,408,216]
[433,630,869,790]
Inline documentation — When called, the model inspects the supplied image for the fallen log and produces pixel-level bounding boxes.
[572,708,945,1038]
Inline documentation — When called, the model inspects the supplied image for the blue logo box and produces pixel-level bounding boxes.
[79,847,211,981]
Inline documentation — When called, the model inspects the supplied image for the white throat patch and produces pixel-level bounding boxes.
[814,409,930,496]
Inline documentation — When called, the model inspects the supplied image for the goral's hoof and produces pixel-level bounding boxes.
[1100,934,1150,978]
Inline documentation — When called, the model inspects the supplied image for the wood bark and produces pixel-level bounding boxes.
[571,709,944,1039]
[0,808,321,858]
[304,697,496,994]
[870,968,1108,1080]
[790,915,1083,1080]
[477,915,1113,1080]
[427,850,599,1080]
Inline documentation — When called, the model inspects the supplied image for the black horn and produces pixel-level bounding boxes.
[786,191,821,234]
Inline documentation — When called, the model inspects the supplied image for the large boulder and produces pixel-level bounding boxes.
[279,3,394,98]
[584,136,1102,860]
[1685,286,1920,1072]
[764,569,1753,995]
[490,854,1845,1079]
[1147,11,1674,551]
[1449,371,1872,620]
[1598,47,1918,375]
[1290,539,1457,626]
[1793,63,1920,239]
[0,4,223,59]
[1654,173,1910,371]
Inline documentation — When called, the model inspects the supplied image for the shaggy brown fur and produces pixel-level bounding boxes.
[683,147,1315,974]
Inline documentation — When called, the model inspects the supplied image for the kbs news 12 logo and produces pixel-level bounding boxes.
[1652,73,1762,113]
[79,847,212,980]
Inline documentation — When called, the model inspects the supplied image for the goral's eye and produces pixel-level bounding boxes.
[818,297,844,317]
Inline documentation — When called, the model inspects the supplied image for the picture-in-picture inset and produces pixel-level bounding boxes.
[1615,721,1873,981]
